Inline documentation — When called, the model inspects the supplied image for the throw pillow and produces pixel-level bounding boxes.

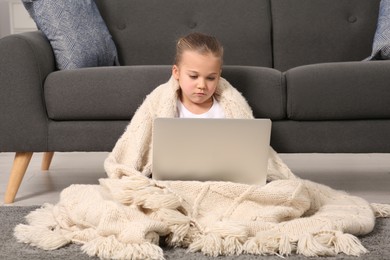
[366,0,390,60]
[22,0,118,70]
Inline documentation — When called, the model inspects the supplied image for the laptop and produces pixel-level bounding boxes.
[152,118,271,185]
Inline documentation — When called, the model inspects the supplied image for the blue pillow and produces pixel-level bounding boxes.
[366,0,390,60]
[22,0,118,70]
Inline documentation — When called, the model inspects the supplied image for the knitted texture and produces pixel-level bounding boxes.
[14,77,389,259]
[14,176,388,259]
[103,76,295,181]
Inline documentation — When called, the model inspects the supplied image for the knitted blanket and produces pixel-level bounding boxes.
[14,175,390,259]
[14,77,390,259]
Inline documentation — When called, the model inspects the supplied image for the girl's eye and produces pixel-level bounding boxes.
[189,75,197,79]
[207,77,216,81]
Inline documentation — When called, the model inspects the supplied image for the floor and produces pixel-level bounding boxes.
[0,152,389,206]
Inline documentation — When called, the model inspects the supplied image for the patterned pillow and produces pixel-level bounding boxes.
[367,0,390,60]
[22,0,118,70]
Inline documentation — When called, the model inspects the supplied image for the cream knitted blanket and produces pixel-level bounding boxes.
[14,76,390,259]
[14,176,390,259]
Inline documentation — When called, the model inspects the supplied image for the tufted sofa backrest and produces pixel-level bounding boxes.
[271,0,380,71]
[95,0,273,67]
[96,0,380,71]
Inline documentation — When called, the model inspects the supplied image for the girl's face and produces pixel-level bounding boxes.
[172,50,221,114]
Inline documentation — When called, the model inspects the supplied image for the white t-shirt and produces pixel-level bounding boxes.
[177,97,225,118]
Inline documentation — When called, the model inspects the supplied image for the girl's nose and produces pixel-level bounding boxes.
[198,79,206,89]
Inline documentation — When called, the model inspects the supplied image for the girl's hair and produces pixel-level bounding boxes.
[174,32,224,65]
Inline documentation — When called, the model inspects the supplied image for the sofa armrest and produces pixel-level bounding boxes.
[0,31,56,152]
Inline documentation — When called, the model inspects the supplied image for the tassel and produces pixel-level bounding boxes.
[223,236,244,255]
[135,189,182,210]
[371,203,390,218]
[243,232,294,257]
[14,204,70,250]
[188,233,224,257]
[166,223,191,246]
[24,204,57,227]
[333,231,368,256]
[99,175,156,204]
[296,233,335,257]
[243,237,260,255]
[243,232,280,256]
[278,234,293,256]
[206,221,247,256]
[187,234,203,253]
[188,221,249,256]
[202,233,223,257]
[181,225,201,248]
[102,176,183,210]
[82,236,164,260]
[14,224,70,250]
[82,235,124,259]
[151,208,190,246]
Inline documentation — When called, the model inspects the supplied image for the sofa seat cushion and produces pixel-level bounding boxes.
[286,61,390,120]
[44,66,285,121]
[44,66,172,120]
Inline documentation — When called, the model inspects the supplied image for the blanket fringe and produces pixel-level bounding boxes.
[151,208,191,246]
[14,224,70,250]
[371,203,390,218]
[296,232,336,257]
[188,233,223,257]
[244,231,290,256]
[296,230,368,257]
[278,234,293,256]
[14,204,71,250]
[187,230,369,257]
[188,222,248,256]
[189,234,244,256]
[223,235,244,255]
[82,235,164,260]
[24,203,58,227]
[333,231,368,256]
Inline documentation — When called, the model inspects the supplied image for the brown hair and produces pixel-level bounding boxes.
[174,32,224,65]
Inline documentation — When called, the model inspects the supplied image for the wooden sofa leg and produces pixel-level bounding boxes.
[4,152,33,204]
[41,152,54,171]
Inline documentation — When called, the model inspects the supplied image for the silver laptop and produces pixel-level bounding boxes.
[152,118,271,185]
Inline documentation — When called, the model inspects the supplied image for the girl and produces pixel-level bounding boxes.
[104,32,295,181]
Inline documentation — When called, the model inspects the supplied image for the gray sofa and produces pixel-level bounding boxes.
[1,0,390,203]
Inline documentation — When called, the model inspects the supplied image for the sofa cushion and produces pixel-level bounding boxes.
[367,0,390,60]
[95,0,272,67]
[271,0,380,71]
[286,61,390,120]
[45,66,172,120]
[222,66,286,120]
[22,0,118,70]
[44,66,285,121]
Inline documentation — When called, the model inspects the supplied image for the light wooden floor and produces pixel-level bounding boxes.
[1,152,389,206]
